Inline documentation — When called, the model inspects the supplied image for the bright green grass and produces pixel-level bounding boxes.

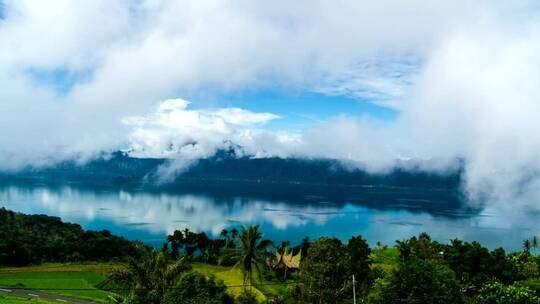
[192,263,268,303]
[0,264,118,303]
[0,294,56,304]
[370,247,400,273]
[0,262,294,303]
[0,263,121,274]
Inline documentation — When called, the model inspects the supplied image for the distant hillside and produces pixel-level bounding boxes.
[0,150,461,188]
[0,151,467,212]
[0,207,146,266]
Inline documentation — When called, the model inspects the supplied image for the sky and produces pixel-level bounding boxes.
[1,1,540,208]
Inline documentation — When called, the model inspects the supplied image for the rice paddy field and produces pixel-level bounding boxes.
[0,262,297,303]
[0,250,403,304]
[0,263,120,303]
[0,294,56,303]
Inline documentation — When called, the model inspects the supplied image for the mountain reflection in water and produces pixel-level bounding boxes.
[0,182,538,251]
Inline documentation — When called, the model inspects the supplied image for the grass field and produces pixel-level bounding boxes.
[0,262,294,303]
[0,294,57,304]
[370,247,400,273]
[0,263,120,303]
[192,262,295,302]
[191,262,267,302]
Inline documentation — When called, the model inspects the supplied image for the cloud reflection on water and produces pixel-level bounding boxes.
[1,184,540,251]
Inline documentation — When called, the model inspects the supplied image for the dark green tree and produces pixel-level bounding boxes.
[473,281,540,304]
[167,230,184,259]
[348,235,371,288]
[236,290,259,304]
[109,251,191,304]
[0,208,145,266]
[225,225,272,290]
[299,236,311,257]
[380,258,464,304]
[162,271,233,304]
[297,237,353,304]
[525,239,532,254]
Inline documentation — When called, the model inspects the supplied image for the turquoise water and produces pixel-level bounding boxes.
[0,183,537,251]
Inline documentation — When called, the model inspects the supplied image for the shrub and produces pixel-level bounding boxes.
[236,290,259,304]
[473,281,540,304]
[162,271,233,304]
[380,258,464,304]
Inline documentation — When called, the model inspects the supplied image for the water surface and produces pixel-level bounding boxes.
[0,183,537,251]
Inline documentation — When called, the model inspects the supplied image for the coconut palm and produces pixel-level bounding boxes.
[110,251,191,303]
[523,239,532,254]
[220,228,229,238]
[532,236,539,254]
[231,228,239,239]
[225,225,273,290]
[396,240,411,260]
[166,230,184,259]
[276,240,290,255]
[221,228,233,249]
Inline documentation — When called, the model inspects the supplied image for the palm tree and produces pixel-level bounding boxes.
[231,228,239,239]
[221,228,232,249]
[110,251,191,303]
[225,225,272,290]
[166,230,184,259]
[276,240,290,255]
[523,239,532,254]
[220,228,229,238]
[532,236,539,254]
[396,240,411,260]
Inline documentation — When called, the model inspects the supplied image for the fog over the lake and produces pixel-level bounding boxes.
[1,1,540,208]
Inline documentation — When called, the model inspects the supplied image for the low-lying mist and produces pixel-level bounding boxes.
[1,1,540,212]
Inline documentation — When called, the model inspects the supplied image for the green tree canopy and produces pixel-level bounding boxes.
[380,258,464,304]
[297,237,352,303]
[162,271,233,304]
[473,281,540,304]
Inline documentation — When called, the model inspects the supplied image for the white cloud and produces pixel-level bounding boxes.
[122,98,284,180]
[0,0,540,209]
[314,55,422,109]
[123,98,280,159]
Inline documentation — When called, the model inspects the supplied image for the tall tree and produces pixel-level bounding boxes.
[524,239,532,254]
[231,228,239,239]
[347,235,371,290]
[531,236,539,254]
[110,251,191,303]
[166,230,184,259]
[298,237,353,304]
[226,225,272,290]
[380,258,463,304]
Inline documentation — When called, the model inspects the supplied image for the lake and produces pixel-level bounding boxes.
[0,182,537,251]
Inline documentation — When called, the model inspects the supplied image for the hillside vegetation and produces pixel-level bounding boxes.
[3,209,540,303]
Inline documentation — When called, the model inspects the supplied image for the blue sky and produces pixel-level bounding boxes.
[26,65,400,132]
[191,89,399,130]
[26,68,92,97]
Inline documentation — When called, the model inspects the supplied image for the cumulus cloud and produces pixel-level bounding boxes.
[123,98,280,158]
[1,0,540,208]
[123,98,285,180]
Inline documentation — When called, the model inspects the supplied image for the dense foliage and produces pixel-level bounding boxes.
[109,251,191,304]
[0,208,145,266]
[379,258,464,303]
[165,228,226,263]
[472,281,540,304]
[162,271,234,304]
[5,208,540,303]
